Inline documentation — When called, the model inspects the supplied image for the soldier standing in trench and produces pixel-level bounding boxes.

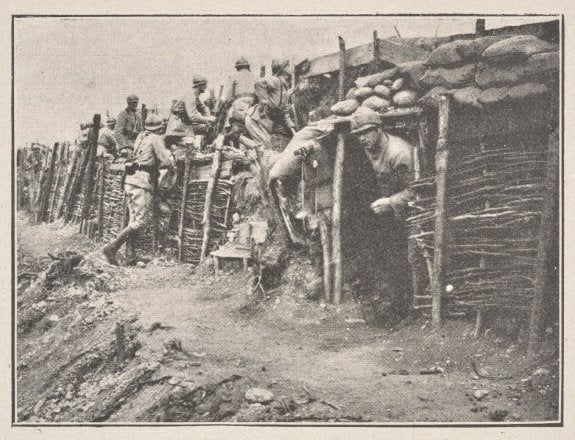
[244,59,297,150]
[102,114,173,266]
[350,106,415,321]
[115,94,143,157]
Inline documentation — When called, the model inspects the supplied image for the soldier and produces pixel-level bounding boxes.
[245,59,297,150]
[97,116,117,157]
[102,114,173,266]
[350,106,415,320]
[115,94,143,157]
[165,74,217,146]
[221,57,257,140]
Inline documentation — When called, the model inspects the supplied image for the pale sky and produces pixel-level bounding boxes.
[14,16,553,146]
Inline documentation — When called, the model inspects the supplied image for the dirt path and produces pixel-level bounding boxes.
[16,217,560,423]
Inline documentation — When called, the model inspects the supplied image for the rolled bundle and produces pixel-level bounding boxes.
[482,35,556,64]
[420,63,477,89]
[330,99,359,116]
[361,96,391,112]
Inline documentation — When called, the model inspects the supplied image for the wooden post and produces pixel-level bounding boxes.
[141,104,148,127]
[431,95,451,329]
[528,129,559,357]
[17,149,25,210]
[476,19,486,36]
[338,36,346,101]
[56,148,79,220]
[318,216,332,303]
[115,322,125,364]
[178,148,192,262]
[260,65,266,78]
[200,136,223,262]
[97,155,106,239]
[48,142,65,221]
[37,143,59,223]
[331,121,350,304]
[80,114,101,231]
[372,30,380,73]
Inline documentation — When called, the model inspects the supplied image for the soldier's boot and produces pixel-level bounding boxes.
[124,239,138,266]
[102,226,135,266]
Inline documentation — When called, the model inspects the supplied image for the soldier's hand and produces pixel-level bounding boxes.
[370,197,393,214]
[207,116,217,125]
[294,140,319,158]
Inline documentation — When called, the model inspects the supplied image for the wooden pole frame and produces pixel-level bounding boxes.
[331,121,350,305]
[338,36,346,101]
[372,30,380,73]
[80,114,101,231]
[528,128,559,357]
[56,147,79,220]
[178,148,192,262]
[431,95,452,329]
[97,155,106,239]
[200,138,223,262]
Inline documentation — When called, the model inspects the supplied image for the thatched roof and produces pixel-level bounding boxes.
[298,38,429,78]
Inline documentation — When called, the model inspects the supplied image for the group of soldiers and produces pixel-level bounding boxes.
[98,55,415,277]
[102,57,298,265]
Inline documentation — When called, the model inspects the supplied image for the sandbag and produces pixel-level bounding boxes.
[345,87,357,100]
[330,99,359,116]
[391,78,405,92]
[475,51,559,88]
[354,87,375,101]
[472,35,511,54]
[392,90,419,108]
[361,96,391,112]
[354,67,399,88]
[424,39,479,68]
[269,125,333,180]
[382,79,394,86]
[420,63,477,89]
[477,86,511,106]
[397,61,427,89]
[373,85,392,99]
[452,86,483,108]
[482,35,556,64]
[418,86,450,107]
[505,82,549,101]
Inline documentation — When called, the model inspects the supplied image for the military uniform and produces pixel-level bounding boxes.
[103,114,172,266]
[115,107,143,153]
[224,61,257,129]
[245,62,295,149]
[97,125,117,157]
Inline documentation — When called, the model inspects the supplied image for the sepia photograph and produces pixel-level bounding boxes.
[11,11,562,429]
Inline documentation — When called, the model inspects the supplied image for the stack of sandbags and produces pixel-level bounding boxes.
[330,64,423,117]
[416,34,558,109]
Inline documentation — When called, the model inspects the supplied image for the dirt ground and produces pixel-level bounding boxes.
[15,213,560,424]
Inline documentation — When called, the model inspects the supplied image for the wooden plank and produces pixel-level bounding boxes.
[200,138,223,262]
[331,121,350,304]
[338,36,346,101]
[431,95,452,329]
[301,38,429,78]
[178,148,192,262]
[80,114,101,230]
[97,155,106,238]
[56,147,79,220]
[528,129,559,357]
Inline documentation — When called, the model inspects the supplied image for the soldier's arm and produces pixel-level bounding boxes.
[185,97,215,124]
[152,136,173,169]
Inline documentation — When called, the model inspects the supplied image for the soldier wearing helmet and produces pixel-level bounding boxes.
[115,94,143,157]
[220,57,257,142]
[97,116,117,157]
[350,107,414,216]
[103,114,174,266]
[245,59,296,150]
[165,74,217,145]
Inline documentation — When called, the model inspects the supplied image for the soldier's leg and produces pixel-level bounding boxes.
[123,186,153,265]
[245,111,272,149]
[103,185,139,266]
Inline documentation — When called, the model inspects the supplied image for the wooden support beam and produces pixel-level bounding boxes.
[318,216,332,303]
[476,19,486,36]
[200,136,223,262]
[97,155,106,239]
[338,36,346,101]
[260,65,266,78]
[372,30,380,73]
[80,114,101,231]
[331,120,350,304]
[528,129,559,357]
[178,147,192,262]
[56,147,79,220]
[431,95,452,329]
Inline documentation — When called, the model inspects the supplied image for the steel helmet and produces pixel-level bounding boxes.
[351,107,382,134]
[145,114,163,131]
[235,57,250,69]
[127,94,139,103]
[192,74,208,88]
[106,116,117,126]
